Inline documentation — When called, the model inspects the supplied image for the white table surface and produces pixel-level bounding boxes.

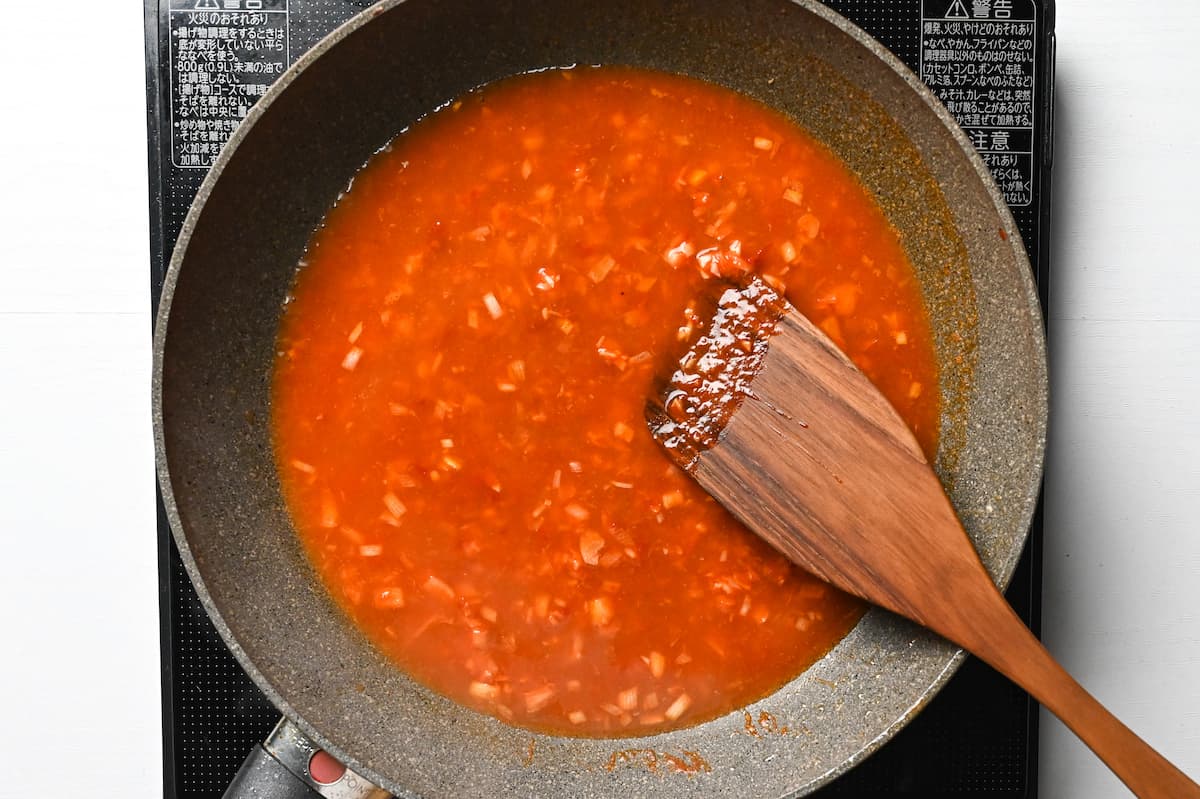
[1,1,1197,796]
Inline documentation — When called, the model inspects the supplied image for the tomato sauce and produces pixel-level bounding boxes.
[272,66,940,737]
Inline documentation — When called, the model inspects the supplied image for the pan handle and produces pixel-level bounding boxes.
[223,717,391,799]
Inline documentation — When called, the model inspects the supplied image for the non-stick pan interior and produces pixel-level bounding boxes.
[154,1,1046,796]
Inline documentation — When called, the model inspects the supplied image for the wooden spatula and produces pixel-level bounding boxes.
[645,277,1199,799]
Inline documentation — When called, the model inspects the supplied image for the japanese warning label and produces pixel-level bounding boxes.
[168,0,289,168]
[920,0,1037,206]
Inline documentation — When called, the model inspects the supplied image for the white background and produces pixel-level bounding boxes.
[0,1,1197,796]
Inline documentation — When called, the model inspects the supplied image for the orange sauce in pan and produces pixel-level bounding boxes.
[272,66,940,736]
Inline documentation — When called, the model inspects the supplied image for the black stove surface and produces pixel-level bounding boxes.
[146,1,1055,795]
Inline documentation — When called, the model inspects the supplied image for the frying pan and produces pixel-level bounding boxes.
[153,0,1048,796]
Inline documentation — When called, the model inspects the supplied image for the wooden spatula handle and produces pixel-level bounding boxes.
[957,595,1200,799]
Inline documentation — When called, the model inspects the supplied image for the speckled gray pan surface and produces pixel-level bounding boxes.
[152,1,1047,797]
